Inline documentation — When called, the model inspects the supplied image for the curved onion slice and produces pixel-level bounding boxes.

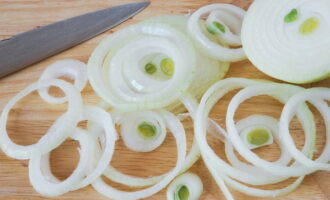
[0,79,83,160]
[96,96,201,188]
[187,4,246,62]
[38,59,87,104]
[29,105,117,196]
[88,22,197,111]
[241,0,330,83]
[280,88,330,170]
[92,110,187,200]
[225,115,290,173]
[143,15,230,111]
[28,128,95,197]
[86,104,198,188]
[226,84,315,177]
[117,110,167,152]
[166,173,203,200]
[194,78,316,197]
[87,103,166,187]
[66,106,116,191]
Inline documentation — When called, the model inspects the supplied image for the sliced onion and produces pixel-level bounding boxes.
[187,4,246,62]
[28,105,117,197]
[0,79,83,160]
[166,173,203,200]
[194,78,316,197]
[87,103,167,187]
[88,22,196,111]
[101,110,198,187]
[225,115,290,173]
[202,155,234,200]
[221,174,305,198]
[280,88,330,170]
[87,99,200,188]
[241,0,330,83]
[73,105,117,189]
[3,7,328,200]
[226,84,315,177]
[117,110,167,152]
[143,15,230,103]
[92,110,187,200]
[38,59,87,104]
[28,128,95,197]
[88,15,230,112]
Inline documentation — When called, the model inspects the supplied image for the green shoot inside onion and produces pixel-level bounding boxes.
[207,21,226,34]
[299,17,319,35]
[137,122,157,139]
[246,127,271,146]
[284,9,298,23]
[160,58,174,76]
[145,63,157,74]
[174,184,190,200]
[239,123,274,150]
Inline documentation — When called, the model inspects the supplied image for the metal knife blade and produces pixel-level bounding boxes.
[0,2,149,78]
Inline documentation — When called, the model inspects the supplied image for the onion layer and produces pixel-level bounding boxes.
[194,78,316,198]
[88,22,197,111]
[0,79,83,160]
[92,110,187,200]
[29,105,117,196]
[187,4,246,62]
[38,59,87,104]
[117,110,167,152]
[28,128,95,197]
[280,88,330,170]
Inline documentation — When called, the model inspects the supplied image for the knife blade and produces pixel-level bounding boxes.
[0,1,149,78]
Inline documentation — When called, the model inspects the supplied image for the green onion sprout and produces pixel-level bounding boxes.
[246,127,271,146]
[300,17,319,35]
[160,58,174,76]
[137,122,157,139]
[207,21,226,34]
[174,185,190,200]
[145,63,157,74]
[284,9,298,23]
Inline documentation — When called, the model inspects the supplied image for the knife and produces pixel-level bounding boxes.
[0,2,149,78]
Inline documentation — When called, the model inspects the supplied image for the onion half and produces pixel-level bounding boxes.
[242,0,330,83]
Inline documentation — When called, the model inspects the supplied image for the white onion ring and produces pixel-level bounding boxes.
[87,100,200,188]
[194,78,316,197]
[88,22,196,111]
[0,79,83,160]
[73,106,117,189]
[28,105,117,197]
[187,4,246,62]
[143,15,230,103]
[92,110,187,200]
[225,115,291,174]
[117,110,167,152]
[38,59,87,104]
[226,84,315,177]
[28,128,95,197]
[280,88,330,170]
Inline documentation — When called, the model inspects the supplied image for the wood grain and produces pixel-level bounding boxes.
[0,0,329,200]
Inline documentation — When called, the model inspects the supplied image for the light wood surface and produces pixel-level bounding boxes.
[0,0,329,199]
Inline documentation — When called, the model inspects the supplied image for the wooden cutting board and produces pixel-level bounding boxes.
[0,0,329,199]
